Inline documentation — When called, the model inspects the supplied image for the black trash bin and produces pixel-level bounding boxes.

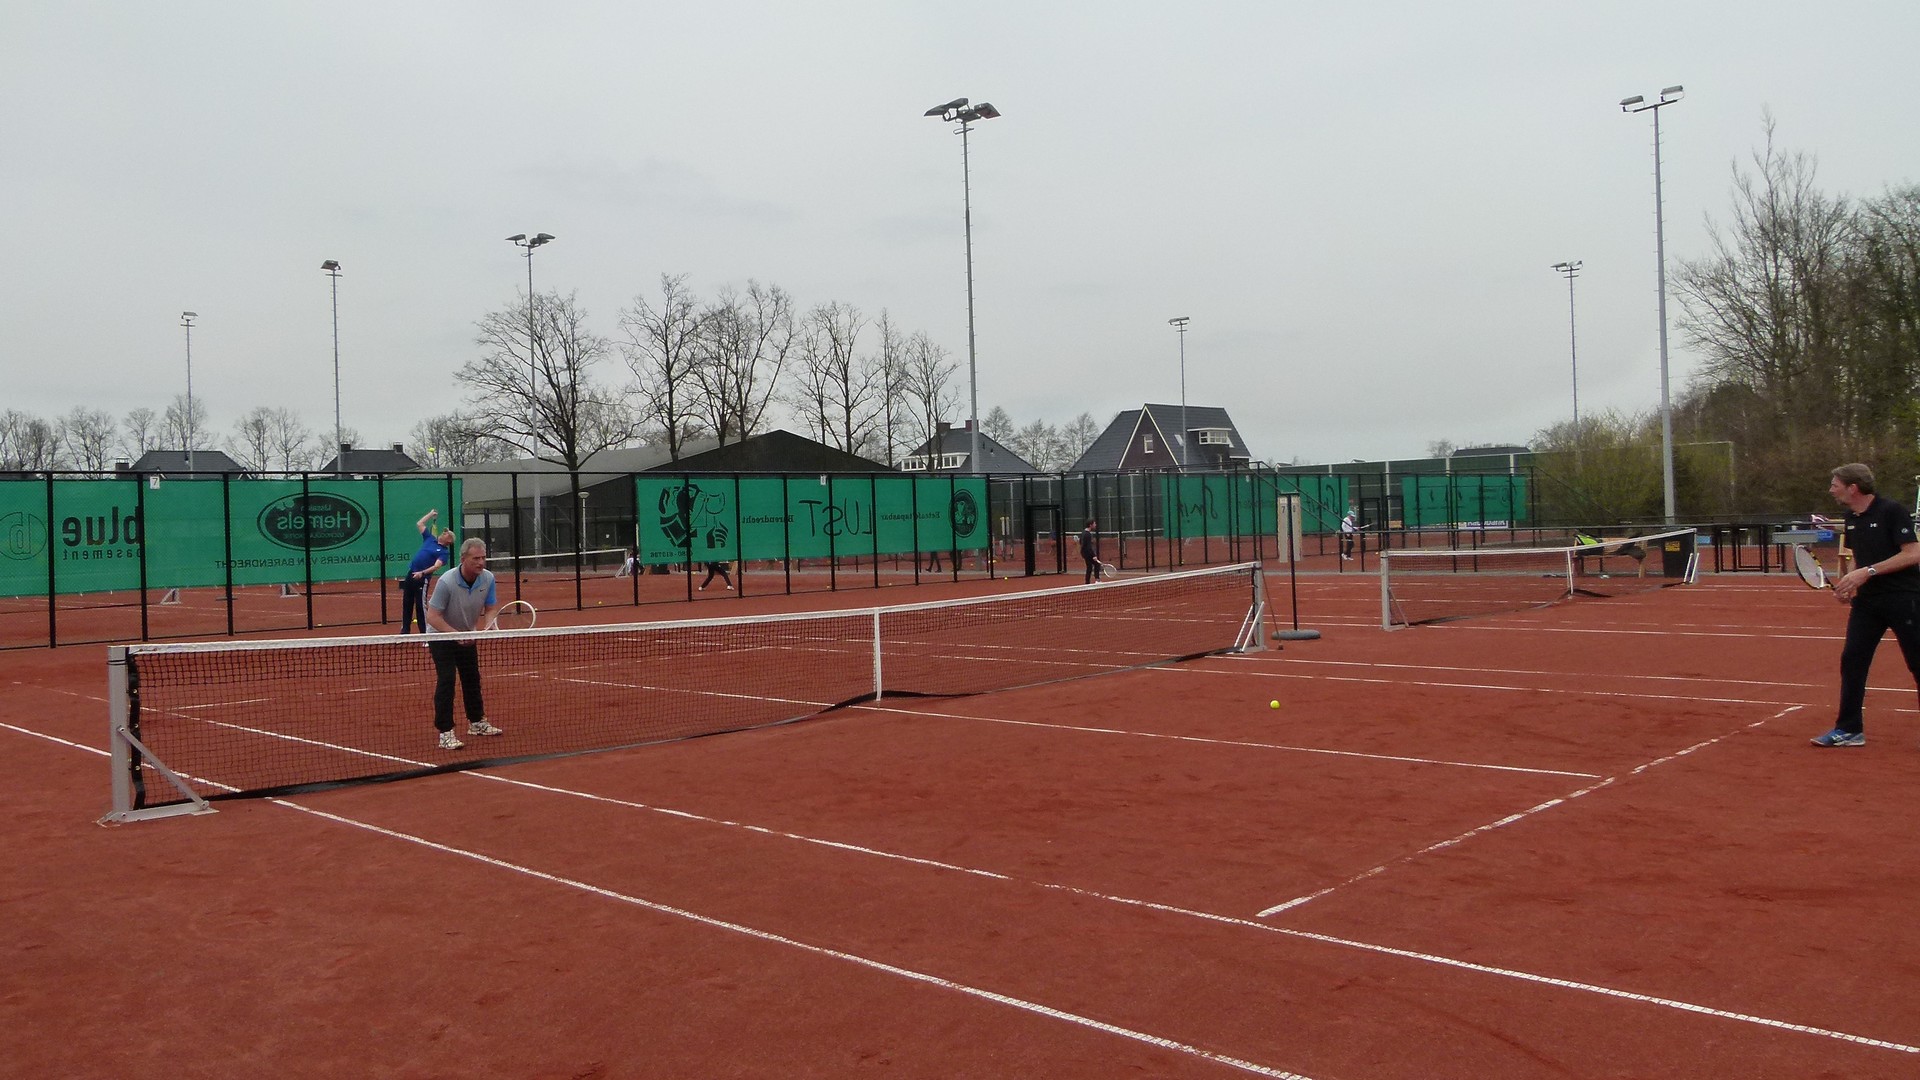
[1661,531,1696,578]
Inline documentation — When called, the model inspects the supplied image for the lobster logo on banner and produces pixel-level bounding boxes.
[658,482,730,550]
[950,488,980,539]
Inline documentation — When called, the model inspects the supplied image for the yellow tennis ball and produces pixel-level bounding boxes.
[1269,700,1280,709]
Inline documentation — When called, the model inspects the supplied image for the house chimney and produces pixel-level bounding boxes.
[340,442,353,454]
[936,421,952,436]
[391,442,405,454]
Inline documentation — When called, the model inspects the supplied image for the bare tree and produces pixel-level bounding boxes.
[0,410,60,471]
[464,290,639,470]
[1676,115,1852,432]
[410,413,514,469]
[783,301,879,454]
[982,406,1015,444]
[871,311,908,466]
[120,407,162,460]
[58,407,118,471]
[1061,412,1101,468]
[899,332,960,465]
[693,281,793,446]
[161,394,211,452]
[229,408,276,472]
[266,407,315,472]
[620,273,707,461]
[1013,419,1065,472]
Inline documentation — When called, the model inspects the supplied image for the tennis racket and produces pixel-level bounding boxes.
[1097,560,1121,580]
[1792,545,1829,590]
[487,599,538,630]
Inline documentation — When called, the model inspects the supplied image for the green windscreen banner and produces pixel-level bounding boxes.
[0,476,460,598]
[1159,473,1347,537]
[1400,473,1529,527]
[633,474,987,564]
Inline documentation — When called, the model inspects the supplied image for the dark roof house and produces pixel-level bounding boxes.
[317,442,422,475]
[901,421,1043,475]
[124,450,250,475]
[660,429,896,474]
[1068,404,1253,473]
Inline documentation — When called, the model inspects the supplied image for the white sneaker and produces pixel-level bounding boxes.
[438,731,464,750]
[468,719,504,737]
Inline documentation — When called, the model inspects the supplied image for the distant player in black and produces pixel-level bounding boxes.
[1079,519,1100,584]
[1813,462,1920,747]
[699,560,733,591]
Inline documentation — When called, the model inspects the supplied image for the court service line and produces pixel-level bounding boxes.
[1255,707,1803,918]
[1234,656,1829,694]
[384,742,1918,1059]
[1182,664,1808,710]
[270,799,1316,1080]
[15,720,1914,1059]
[852,703,1600,778]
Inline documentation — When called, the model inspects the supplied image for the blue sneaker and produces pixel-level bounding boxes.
[1811,728,1865,747]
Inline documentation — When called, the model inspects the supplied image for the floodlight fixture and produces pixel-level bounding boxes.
[1169,318,1192,469]
[923,95,1003,473]
[180,312,198,472]
[1551,261,1583,432]
[322,260,344,472]
[1621,85,1686,522]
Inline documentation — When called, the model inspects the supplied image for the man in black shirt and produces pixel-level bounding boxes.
[1079,519,1100,584]
[1814,462,1920,747]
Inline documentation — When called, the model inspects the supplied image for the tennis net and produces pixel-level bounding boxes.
[1380,529,1697,628]
[106,562,1269,820]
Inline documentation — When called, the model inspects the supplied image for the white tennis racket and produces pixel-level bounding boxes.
[487,600,538,630]
[1097,560,1121,580]
[1792,545,1829,590]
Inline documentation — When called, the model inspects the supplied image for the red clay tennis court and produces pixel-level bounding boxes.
[4,566,1917,1078]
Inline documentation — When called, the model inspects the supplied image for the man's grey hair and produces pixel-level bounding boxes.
[1832,463,1877,495]
[458,537,488,559]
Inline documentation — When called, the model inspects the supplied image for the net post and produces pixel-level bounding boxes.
[1380,553,1394,630]
[107,647,132,818]
[102,647,216,824]
[1236,563,1269,653]
[871,609,884,700]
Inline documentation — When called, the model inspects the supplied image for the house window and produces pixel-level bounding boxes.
[1144,435,1155,454]
[1197,429,1231,446]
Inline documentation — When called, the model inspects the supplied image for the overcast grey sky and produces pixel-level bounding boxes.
[5,1,1917,466]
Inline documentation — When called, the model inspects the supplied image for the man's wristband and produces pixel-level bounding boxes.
[1867,565,1879,575]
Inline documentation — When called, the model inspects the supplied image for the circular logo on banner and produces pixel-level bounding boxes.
[0,511,48,560]
[258,494,369,551]
[950,489,980,539]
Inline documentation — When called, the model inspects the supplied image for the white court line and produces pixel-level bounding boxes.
[8,715,1915,1059]
[1181,664,1806,709]
[1256,707,1802,917]
[259,798,1315,1079]
[1234,656,1828,693]
[853,704,1600,779]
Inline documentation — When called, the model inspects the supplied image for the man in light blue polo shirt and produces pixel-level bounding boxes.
[425,537,505,750]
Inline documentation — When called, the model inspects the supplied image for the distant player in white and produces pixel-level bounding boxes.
[1339,507,1358,561]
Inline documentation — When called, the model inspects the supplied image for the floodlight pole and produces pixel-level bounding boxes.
[924,97,1001,474]
[1550,261,1581,432]
[1169,317,1191,469]
[508,232,555,554]
[321,261,342,474]
[1622,87,1684,524]
[180,311,197,473]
